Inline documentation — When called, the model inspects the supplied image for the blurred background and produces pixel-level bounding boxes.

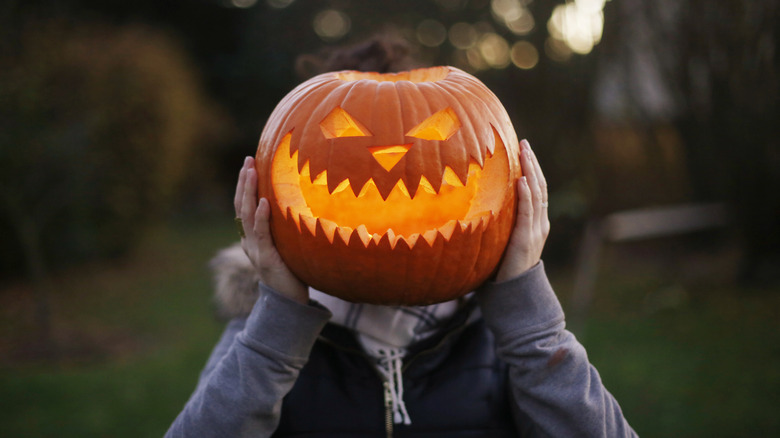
[1,0,777,436]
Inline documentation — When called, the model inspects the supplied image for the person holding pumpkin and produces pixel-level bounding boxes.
[167,38,636,437]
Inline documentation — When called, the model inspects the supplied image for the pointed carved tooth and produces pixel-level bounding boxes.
[357,179,377,198]
[457,219,471,232]
[438,219,458,240]
[299,160,311,181]
[404,233,421,249]
[467,160,482,175]
[394,235,412,251]
[482,212,493,228]
[392,179,410,198]
[355,224,372,247]
[336,225,353,244]
[330,178,351,195]
[283,206,298,231]
[468,150,485,169]
[466,210,490,230]
[372,232,383,246]
[300,214,317,236]
[422,229,439,246]
[290,205,313,219]
[418,175,437,195]
[349,177,366,197]
[488,125,501,157]
[406,175,420,199]
[291,212,303,233]
[442,166,465,187]
[318,217,338,244]
[312,170,327,185]
[287,206,305,231]
[376,179,395,201]
[385,228,397,249]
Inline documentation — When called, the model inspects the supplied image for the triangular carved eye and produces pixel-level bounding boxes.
[320,107,372,138]
[406,108,460,141]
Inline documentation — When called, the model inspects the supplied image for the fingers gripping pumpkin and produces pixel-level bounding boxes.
[255,66,522,305]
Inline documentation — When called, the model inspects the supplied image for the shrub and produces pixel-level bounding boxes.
[0,21,226,277]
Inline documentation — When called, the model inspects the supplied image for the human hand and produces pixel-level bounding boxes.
[235,157,309,304]
[494,139,550,282]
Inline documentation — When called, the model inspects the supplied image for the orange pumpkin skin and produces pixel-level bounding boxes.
[255,66,522,305]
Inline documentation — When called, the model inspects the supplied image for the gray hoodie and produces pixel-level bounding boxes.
[166,245,637,437]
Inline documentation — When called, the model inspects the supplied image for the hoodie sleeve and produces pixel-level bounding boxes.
[166,284,331,438]
[476,262,638,438]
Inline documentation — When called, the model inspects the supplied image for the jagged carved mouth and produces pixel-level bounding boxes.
[271,130,509,249]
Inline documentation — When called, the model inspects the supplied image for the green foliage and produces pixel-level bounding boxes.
[0,21,224,276]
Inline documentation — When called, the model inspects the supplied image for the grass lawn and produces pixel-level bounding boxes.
[0,215,235,437]
[1,217,778,437]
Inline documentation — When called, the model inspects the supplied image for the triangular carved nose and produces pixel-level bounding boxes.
[368,144,412,171]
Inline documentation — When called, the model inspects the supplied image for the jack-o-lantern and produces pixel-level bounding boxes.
[255,66,521,305]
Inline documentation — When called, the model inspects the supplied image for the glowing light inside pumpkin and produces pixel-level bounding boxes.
[406,108,461,141]
[271,127,510,246]
[368,145,412,171]
[320,107,371,138]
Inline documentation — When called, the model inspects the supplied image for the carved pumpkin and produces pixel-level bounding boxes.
[255,66,521,305]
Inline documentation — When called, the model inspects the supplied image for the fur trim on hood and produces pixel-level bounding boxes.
[209,243,261,319]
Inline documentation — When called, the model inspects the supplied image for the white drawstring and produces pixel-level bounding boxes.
[375,348,412,425]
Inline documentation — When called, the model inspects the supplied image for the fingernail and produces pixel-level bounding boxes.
[521,139,530,149]
[244,156,253,167]
[520,176,528,185]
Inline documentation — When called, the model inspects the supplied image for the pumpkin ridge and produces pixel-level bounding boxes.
[273,79,341,158]
[324,82,364,192]
[297,81,361,178]
[429,81,476,181]
[401,80,444,194]
[435,77,492,168]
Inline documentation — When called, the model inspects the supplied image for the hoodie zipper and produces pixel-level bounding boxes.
[316,313,473,437]
[383,381,394,438]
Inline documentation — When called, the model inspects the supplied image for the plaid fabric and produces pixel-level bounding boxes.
[309,288,472,351]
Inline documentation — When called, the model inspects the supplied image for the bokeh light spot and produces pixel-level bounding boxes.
[448,22,479,49]
[417,19,448,47]
[547,1,605,56]
[491,0,523,21]
[466,47,490,71]
[511,41,539,70]
[506,11,535,35]
[478,33,511,69]
[313,10,351,41]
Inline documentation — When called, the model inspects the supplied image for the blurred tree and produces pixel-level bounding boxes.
[596,0,779,285]
[677,0,779,284]
[0,20,226,353]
